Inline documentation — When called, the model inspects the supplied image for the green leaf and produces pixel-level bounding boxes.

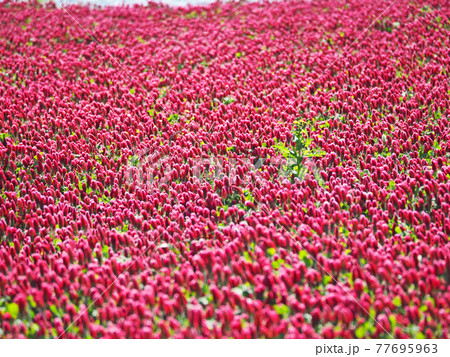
[271,259,284,269]
[27,295,37,309]
[49,305,59,316]
[6,303,19,319]
[274,304,289,318]
[243,251,252,262]
[186,11,197,19]
[299,250,308,260]
[29,323,40,335]
[388,180,396,190]
[298,250,313,267]
[267,247,276,256]
[222,96,235,105]
[274,141,290,159]
[102,244,109,258]
[393,296,402,307]
[389,315,397,330]
[129,155,139,167]
[168,114,179,124]
[416,331,426,339]
[355,325,366,338]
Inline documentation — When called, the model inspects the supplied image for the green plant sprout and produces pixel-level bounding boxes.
[274,119,325,182]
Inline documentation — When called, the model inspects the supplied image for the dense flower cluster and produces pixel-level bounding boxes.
[1,0,450,338]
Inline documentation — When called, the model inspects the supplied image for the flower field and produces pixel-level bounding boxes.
[1,0,450,338]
